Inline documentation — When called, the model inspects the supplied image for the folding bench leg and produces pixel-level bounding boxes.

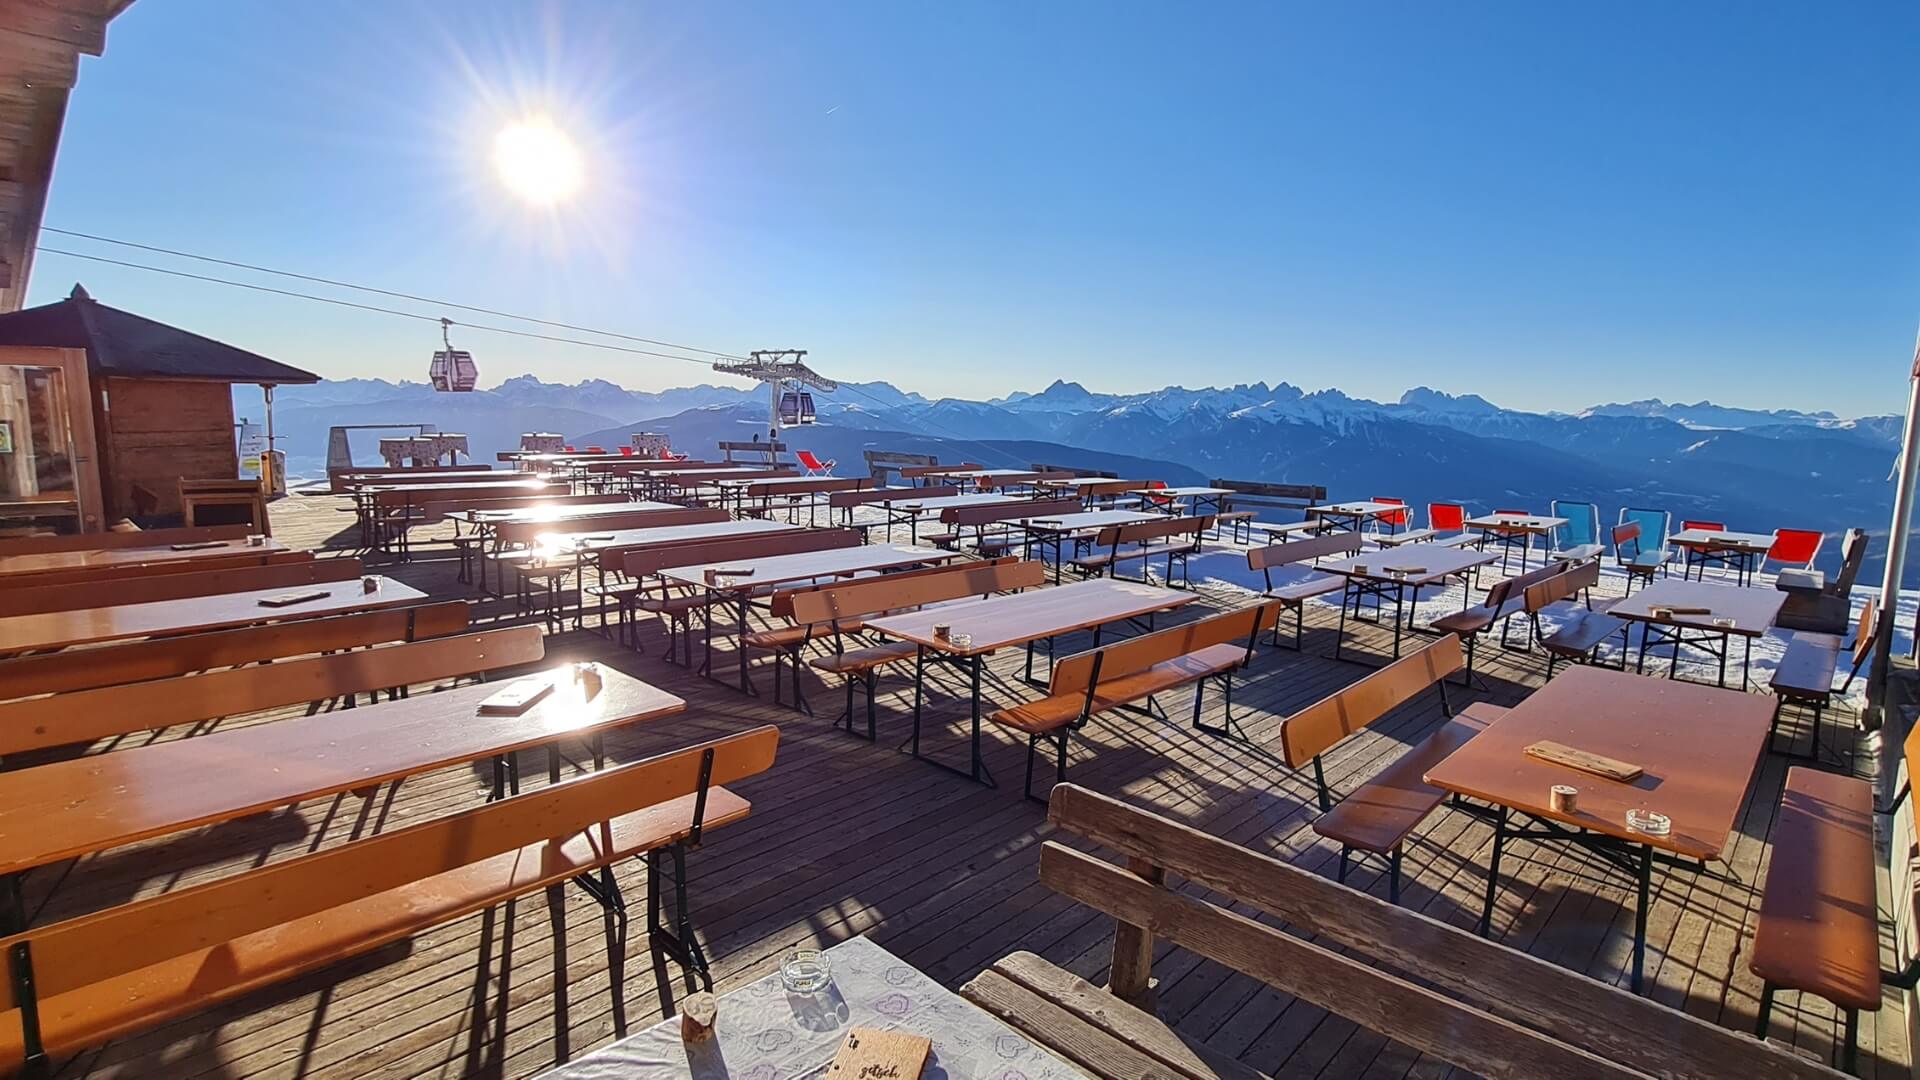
[646,844,713,992]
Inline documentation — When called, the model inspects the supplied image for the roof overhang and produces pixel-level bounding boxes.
[0,1,136,312]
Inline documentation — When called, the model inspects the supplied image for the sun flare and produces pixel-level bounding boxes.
[492,118,583,205]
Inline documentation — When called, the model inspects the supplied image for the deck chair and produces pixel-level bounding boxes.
[1614,507,1672,593]
[796,450,837,476]
[1547,500,1602,562]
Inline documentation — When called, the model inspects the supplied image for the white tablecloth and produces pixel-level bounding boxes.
[540,936,1085,1080]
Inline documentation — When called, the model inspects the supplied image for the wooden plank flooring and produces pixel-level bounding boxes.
[18,493,1906,1079]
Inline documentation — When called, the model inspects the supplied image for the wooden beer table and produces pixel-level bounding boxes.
[866,579,1195,786]
[877,492,1023,544]
[1424,666,1771,992]
[1608,578,1786,689]
[659,544,965,695]
[1669,528,1774,585]
[0,576,427,655]
[0,665,684,932]
[1012,509,1158,583]
[1463,513,1568,573]
[0,538,290,584]
[1306,500,1401,534]
[1315,543,1497,661]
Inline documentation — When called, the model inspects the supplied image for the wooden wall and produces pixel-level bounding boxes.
[94,377,237,521]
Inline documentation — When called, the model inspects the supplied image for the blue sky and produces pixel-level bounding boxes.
[30,1,1919,416]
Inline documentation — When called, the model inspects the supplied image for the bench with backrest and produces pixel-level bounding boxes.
[862,450,938,487]
[1279,635,1505,902]
[789,560,1047,740]
[1749,765,1879,1073]
[0,727,779,1077]
[0,524,251,556]
[0,626,544,762]
[1070,515,1214,586]
[0,558,366,619]
[963,783,1850,1080]
[1768,597,1876,760]
[1247,531,1360,648]
[1429,558,1572,685]
[1060,478,1148,509]
[1610,518,1670,594]
[0,547,312,590]
[1532,561,1629,676]
[828,485,958,539]
[1207,478,1328,544]
[991,601,1281,799]
[0,600,471,700]
[605,529,863,659]
[747,557,1021,716]
[368,482,568,555]
[719,439,791,466]
[932,497,1081,552]
[897,462,982,485]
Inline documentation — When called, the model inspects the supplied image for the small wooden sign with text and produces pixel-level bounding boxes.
[828,1027,930,1080]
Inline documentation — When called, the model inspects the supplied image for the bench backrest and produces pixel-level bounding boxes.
[1482,558,1572,612]
[414,492,605,517]
[899,463,981,480]
[1031,463,1116,479]
[719,439,788,464]
[1520,560,1599,613]
[2,548,312,590]
[617,528,862,579]
[943,497,1080,527]
[341,469,500,489]
[0,726,780,1032]
[1091,515,1214,548]
[1832,527,1869,595]
[0,601,472,700]
[1278,635,1462,767]
[1038,784,1849,1080]
[1208,478,1328,514]
[372,483,565,509]
[1050,601,1282,695]
[0,626,544,756]
[769,556,1014,619]
[0,557,366,618]
[1248,530,1360,571]
[1071,479,1147,499]
[328,465,492,492]
[0,524,251,556]
[666,469,797,487]
[1853,596,1878,672]
[592,459,716,473]
[828,485,958,509]
[740,476,869,496]
[493,507,727,547]
[788,559,1046,625]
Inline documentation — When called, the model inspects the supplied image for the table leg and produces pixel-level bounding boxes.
[1391,581,1405,658]
[737,592,753,694]
[1479,805,1508,936]
[968,654,986,784]
[1631,842,1652,993]
[910,646,925,758]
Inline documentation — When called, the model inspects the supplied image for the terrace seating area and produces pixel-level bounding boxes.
[0,447,1902,1080]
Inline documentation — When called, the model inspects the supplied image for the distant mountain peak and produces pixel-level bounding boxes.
[1399,386,1501,415]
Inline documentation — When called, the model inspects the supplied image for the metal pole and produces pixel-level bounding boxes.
[1868,331,1920,738]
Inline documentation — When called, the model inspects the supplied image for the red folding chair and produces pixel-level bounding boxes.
[1371,496,1407,535]
[1428,502,1466,538]
[620,446,635,456]
[1767,529,1824,571]
[796,450,837,476]
[1144,479,1178,513]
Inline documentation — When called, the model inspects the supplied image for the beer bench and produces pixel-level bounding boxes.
[990,601,1280,799]
[0,728,778,1077]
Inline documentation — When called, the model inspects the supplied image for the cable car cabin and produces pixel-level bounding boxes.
[779,391,818,426]
[429,350,478,392]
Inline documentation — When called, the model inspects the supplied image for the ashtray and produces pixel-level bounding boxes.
[1625,809,1671,837]
[780,947,831,993]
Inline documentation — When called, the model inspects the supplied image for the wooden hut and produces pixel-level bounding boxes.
[0,284,318,526]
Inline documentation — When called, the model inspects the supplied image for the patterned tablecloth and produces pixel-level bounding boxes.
[538,936,1085,1080]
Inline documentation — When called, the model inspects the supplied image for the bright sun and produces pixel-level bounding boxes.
[492,118,583,205]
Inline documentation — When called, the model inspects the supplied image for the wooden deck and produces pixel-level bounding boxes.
[26,493,1906,1079]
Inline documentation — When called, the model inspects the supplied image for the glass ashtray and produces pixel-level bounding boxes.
[948,632,974,650]
[1625,809,1671,837]
[780,947,831,993]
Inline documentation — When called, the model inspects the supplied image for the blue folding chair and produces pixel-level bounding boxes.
[1548,501,1603,563]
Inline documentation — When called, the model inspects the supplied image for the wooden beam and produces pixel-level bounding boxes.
[1047,784,1848,1080]
[0,82,64,312]
[1039,843,1648,1080]
[0,2,108,54]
